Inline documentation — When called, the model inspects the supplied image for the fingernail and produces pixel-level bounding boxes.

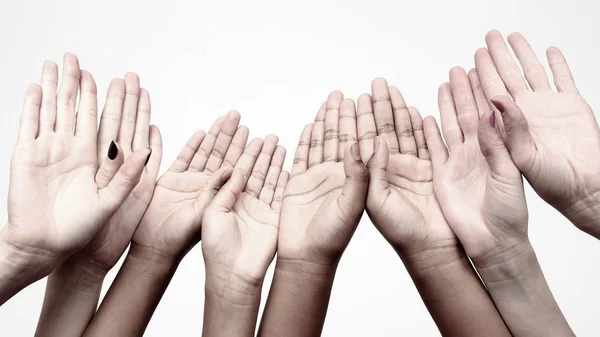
[145,146,152,166]
[108,141,118,160]
[350,143,361,161]
[490,99,505,113]
[489,112,496,128]
[373,137,380,153]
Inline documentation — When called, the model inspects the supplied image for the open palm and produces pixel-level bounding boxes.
[278,92,368,264]
[475,31,600,229]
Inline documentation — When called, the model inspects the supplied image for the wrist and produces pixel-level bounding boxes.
[50,257,107,293]
[274,256,338,283]
[127,243,180,276]
[471,239,536,284]
[563,190,600,238]
[0,226,55,284]
[399,242,468,273]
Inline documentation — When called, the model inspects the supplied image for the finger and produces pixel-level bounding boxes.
[357,93,377,163]
[324,91,342,162]
[308,102,326,167]
[169,131,206,172]
[507,32,551,91]
[408,107,429,160]
[546,46,579,94]
[245,135,279,197]
[118,73,140,154]
[234,138,264,181]
[55,53,81,134]
[489,97,537,173]
[423,116,449,171]
[468,69,494,117]
[259,146,286,204]
[338,142,369,224]
[438,83,463,150]
[338,98,358,160]
[223,125,249,168]
[291,124,312,176]
[193,167,234,225]
[74,71,98,143]
[95,141,125,189]
[205,110,241,173]
[474,48,510,99]
[210,169,246,213]
[389,86,417,155]
[371,78,400,154]
[477,109,516,179]
[485,30,529,97]
[132,88,151,151]
[145,125,163,178]
[188,115,225,172]
[39,61,58,134]
[97,78,126,162]
[449,67,479,137]
[18,84,42,142]
[366,137,390,197]
[99,146,151,212]
[271,170,289,210]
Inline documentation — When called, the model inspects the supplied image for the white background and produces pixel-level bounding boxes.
[1,0,600,336]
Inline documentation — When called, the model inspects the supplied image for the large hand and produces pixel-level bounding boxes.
[278,91,369,265]
[422,67,528,262]
[64,74,162,273]
[358,78,456,256]
[202,135,288,283]
[475,31,600,237]
[131,111,248,259]
[3,54,149,280]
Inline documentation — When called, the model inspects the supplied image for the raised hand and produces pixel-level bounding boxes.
[202,136,288,337]
[278,91,369,265]
[131,111,248,259]
[1,55,149,300]
[475,31,600,238]
[359,78,456,256]
[423,67,528,262]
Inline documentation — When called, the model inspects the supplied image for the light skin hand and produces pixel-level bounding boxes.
[359,78,510,336]
[475,31,600,238]
[423,66,574,336]
[84,113,249,337]
[35,73,163,337]
[202,136,288,337]
[0,54,149,305]
[259,91,369,337]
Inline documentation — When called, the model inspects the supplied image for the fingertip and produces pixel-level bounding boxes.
[485,29,502,42]
[328,90,344,101]
[26,83,43,96]
[474,47,490,61]
[80,71,97,92]
[438,82,451,94]
[358,93,372,104]
[124,72,140,84]
[63,52,79,64]
[371,77,388,88]
[449,66,466,77]
[265,134,279,144]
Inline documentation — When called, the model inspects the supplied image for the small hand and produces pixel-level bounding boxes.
[422,67,528,262]
[475,31,600,237]
[203,135,288,283]
[4,54,149,280]
[278,91,369,265]
[358,78,456,256]
[131,111,248,259]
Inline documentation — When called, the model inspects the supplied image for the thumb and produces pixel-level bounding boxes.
[338,142,369,223]
[99,146,151,212]
[209,168,246,213]
[490,96,536,172]
[95,141,125,189]
[193,166,234,224]
[478,109,520,182]
[366,136,390,196]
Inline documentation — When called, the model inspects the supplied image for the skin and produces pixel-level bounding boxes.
[0,54,149,305]
[259,91,369,337]
[358,78,511,336]
[83,113,251,337]
[422,65,574,336]
[202,136,288,337]
[35,74,163,337]
[474,31,600,239]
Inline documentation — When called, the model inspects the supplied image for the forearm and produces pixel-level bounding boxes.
[202,268,263,337]
[35,260,105,337]
[83,244,178,337]
[475,240,574,337]
[258,258,337,337]
[401,245,511,337]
